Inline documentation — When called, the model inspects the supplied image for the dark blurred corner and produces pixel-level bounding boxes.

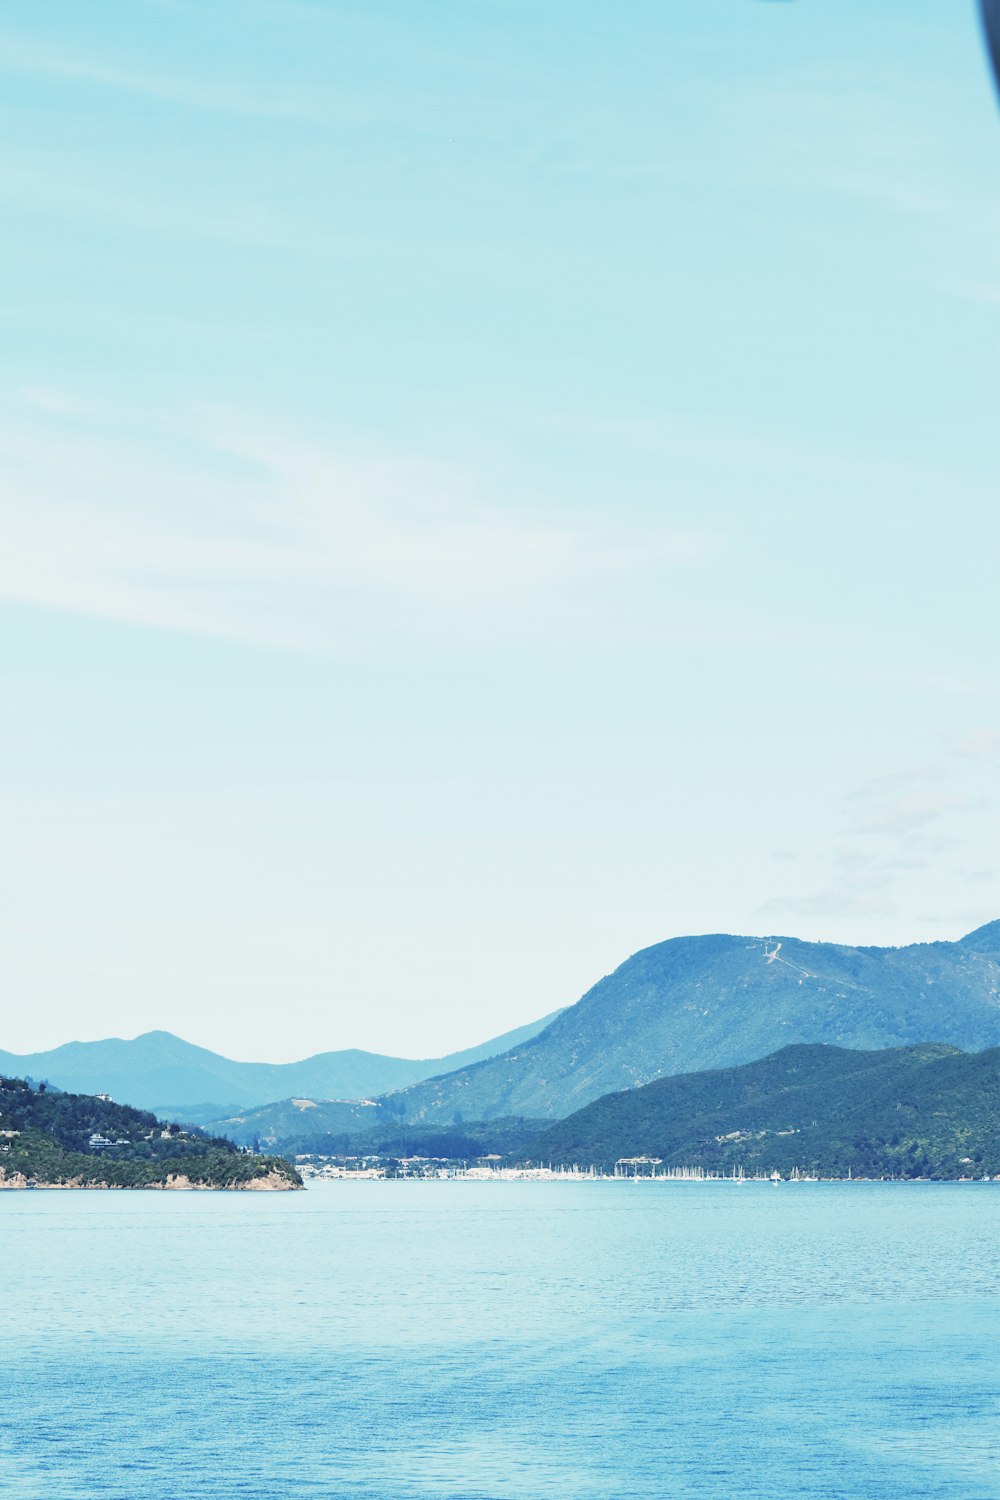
[981,0,1000,99]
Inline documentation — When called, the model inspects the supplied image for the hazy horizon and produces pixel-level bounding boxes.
[2,1,997,1060]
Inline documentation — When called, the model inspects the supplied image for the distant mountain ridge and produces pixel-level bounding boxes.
[11,922,999,1137]
[522,1041,1000,1180]
[381,922,1000,1127]
[207,1095,394,1146]
[213,1099,546,1158]
[0,1011,563,1117]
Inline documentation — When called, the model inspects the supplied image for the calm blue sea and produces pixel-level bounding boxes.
[2,1181,998,1499]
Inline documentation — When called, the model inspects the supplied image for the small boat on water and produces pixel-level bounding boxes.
[770,1171,782,1185]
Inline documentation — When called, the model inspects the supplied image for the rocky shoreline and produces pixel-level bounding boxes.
[0,1168,301,1191]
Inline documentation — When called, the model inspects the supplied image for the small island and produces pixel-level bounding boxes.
[0,1075,302,1190]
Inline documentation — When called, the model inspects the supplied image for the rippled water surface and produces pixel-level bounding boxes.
[3,1181,998,1498]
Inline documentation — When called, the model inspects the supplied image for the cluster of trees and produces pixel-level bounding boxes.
[3,1075,161,1151]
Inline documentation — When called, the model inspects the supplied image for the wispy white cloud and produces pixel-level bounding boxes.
[0,152,311,250]
[18,385,92,418]
[757,885,897,925]
[0,34,334,123]
[954,728,1000,760]
[716,68,1000,306]
[0,401,720,652]
[849,791,978,840]
[758,737,999,934]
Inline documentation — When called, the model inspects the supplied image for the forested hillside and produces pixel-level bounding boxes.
[0,1077,301,1189]
[522,1043,1000,1179]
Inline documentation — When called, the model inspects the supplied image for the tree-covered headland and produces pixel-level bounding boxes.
[0,1075,301,1189]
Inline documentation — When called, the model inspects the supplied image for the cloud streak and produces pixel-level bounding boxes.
[0,34,336,123]
[0,402,720,652]
[758,736,1000,932]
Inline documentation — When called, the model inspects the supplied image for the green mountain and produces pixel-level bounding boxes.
[0,1011,562,1118]
[205,1095,393,1148]
[284,1116,548,1162]
[0,1076,301,1189]
[204,1094,548,1156]
[383,923,1000,1126]
[522,1042,1000,1179]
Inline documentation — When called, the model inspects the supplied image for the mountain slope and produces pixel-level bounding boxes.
[385,924,1000,1125]
[206,1095,393,1147]
[522,1042,1000,1179]
[0,1010,563,1116]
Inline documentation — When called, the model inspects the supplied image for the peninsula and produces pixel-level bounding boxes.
[0,1075,301,1190]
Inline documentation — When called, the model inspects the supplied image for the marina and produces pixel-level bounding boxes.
[293,1158,1000,1184]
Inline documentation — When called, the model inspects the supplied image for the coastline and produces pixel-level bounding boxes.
[0,1169,302,1191]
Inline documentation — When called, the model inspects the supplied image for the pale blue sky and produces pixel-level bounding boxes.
[1,1,997,1059]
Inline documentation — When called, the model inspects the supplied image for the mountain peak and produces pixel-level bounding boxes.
[387,926,1000,1126]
